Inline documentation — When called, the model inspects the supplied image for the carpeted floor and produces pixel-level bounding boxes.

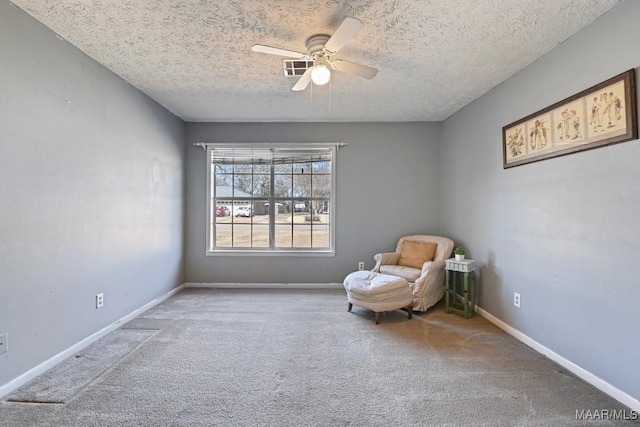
[0,287,636,426]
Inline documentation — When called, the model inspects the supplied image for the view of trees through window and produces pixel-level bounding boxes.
[210,147,333,251]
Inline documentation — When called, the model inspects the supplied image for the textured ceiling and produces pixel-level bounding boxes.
[11,0,620,122]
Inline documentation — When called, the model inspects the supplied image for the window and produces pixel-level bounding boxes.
[206,144,337,255]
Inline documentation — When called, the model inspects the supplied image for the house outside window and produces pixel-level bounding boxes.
[206,143,338,256]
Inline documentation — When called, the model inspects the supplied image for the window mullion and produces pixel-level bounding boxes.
[231,165,235,245]
[290,165,294,248]
[269,156,275,249]
[310,163,313,248]
[250,167,254,248]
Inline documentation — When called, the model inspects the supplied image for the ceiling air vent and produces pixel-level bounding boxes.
[282,59,314,77]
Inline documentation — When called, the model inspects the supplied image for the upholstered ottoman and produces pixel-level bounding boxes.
[343,271,414,324]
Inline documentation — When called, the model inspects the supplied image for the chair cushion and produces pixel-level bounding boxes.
[379,265,421,282]
[398,240,437,269]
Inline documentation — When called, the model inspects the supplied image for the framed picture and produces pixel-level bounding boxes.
[503,69,637,168]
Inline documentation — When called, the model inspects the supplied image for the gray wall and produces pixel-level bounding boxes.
[440,1,639,402]
[0,2,185,386]
[185,122,441,283]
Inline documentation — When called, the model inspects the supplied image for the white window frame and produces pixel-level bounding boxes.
[204,142,340,256]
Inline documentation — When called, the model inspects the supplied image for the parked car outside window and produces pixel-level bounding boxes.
[234,206,254,217]
[215,206,230,216]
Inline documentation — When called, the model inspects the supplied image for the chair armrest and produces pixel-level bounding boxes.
[413,259,447,299]
[373,252,400,272]
[421,259,445,275]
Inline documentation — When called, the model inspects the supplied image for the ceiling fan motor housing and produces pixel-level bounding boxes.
[305,34,330,57]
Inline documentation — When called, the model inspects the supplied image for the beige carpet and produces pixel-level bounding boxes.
[0,288,635,426]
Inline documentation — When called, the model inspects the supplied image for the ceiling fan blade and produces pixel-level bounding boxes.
[324,17,364,54]
[332,60,378,79]
[251,45,307,59]
[292,68,313,91]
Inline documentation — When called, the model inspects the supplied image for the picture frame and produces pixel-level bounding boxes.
[503,69,637,169]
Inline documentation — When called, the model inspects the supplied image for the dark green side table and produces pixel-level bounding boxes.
[445,258,476,319]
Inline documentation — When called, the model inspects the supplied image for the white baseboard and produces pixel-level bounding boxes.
[185,282,343,289]
[0,283,188,399]
[476,306,640,412]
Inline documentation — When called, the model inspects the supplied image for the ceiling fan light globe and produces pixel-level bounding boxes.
[311,65,331,86]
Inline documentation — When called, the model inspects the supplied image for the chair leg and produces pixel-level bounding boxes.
[348,302,352,312]
[375,312,380,324]
[407,303,413,320]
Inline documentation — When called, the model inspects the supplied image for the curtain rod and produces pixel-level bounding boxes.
[193,142,347,150]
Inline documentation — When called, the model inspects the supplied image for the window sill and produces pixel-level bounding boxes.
[206,249,335,257]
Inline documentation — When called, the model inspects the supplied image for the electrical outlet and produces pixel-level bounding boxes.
[0,333,7,355]
[514,292,521,308]
[96,293,104,309]
[358,262,365,270]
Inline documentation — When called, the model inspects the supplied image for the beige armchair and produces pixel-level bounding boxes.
[373,235,454,311]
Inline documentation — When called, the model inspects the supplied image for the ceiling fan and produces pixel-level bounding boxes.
[251,17,378,91]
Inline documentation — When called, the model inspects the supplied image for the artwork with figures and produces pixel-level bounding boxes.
[586,81,626,138]
[503,69,637,168]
